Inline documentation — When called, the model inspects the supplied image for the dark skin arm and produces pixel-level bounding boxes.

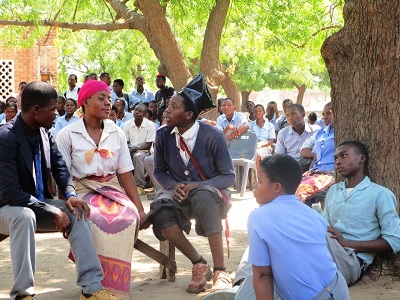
[328,225,393,253]
[129,142,152,153]
[54,196,91,232]
[252,265,274,300]
[224,123,250,141]
[173,183,200,203]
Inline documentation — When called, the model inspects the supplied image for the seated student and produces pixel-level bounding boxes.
[0,81,116,300]
[54,98,79,136]
[274,98,293,132]
[248,154,349,299]
[111,79,138,112]
[207,155,349,300]
[275,103,319,172]
[0,101,18,125]
[296,103,335,203]
[108,105,124,128]
[216,98,249,142]
[249,104,276,167]
[307,111,318,125]
[145,74,235,294]
[244,100,255,121]
[265,101,279,125]
[114,98,133,124]
[324,141,400,286]
[56,95,66,119]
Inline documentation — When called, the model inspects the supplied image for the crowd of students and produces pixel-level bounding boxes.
[0,73,399,300]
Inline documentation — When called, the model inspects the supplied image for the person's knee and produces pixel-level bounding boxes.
[12,208,36,231]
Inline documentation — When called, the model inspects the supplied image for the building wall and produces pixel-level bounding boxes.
[0,27,58,102]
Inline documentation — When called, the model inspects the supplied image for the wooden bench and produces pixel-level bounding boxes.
[0,232,177,282]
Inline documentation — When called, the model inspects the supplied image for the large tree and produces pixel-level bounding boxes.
[0,0,341,106]
[321,0,400,200]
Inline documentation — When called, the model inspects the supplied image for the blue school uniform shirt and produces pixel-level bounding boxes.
[216,111,247,131]
[248,194,337,299]
[54,115,79,136]
[249,118,276,141]
[323,177,400,267]
[311,124,335,172]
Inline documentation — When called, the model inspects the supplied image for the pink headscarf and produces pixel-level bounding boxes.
[77,80,110,107]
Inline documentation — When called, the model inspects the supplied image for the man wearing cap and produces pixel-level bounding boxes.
[155,74,175,110]
[145,73,235,294]
[0,81,117,300]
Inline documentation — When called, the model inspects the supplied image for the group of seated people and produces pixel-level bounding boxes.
[0,75,399,300]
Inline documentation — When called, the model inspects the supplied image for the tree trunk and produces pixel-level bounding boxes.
[240,91,251,111]
[221,74,242,108]
[321,0,400,278]
[292,80,307,105]
[136,0,191,90]
[200,0,229,85]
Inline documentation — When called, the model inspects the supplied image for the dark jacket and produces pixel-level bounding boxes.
[0,115,75,219]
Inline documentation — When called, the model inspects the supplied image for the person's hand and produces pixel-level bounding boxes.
[138,210,150,230]
[54,209,71,233]
[181,183,200,202]
[173,183,186,203]
[66,196,90,221]
[327,225,347,247]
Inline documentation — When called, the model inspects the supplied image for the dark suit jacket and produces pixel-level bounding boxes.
[0,115,75,219]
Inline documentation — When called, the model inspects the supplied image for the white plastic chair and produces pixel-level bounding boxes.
[229,131,258,197]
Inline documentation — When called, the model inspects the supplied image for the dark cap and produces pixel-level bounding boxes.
[178,73,215,116]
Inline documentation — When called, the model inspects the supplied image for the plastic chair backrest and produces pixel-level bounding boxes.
[229,131,258,160]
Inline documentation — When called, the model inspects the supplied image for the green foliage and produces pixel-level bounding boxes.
[0,0,344,93]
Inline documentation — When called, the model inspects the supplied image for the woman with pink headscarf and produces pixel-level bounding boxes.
[56,80,147,295]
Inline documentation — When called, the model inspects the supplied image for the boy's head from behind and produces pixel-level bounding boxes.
[254,154,302,204]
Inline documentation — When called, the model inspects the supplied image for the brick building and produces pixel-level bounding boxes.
[0,27,58,102]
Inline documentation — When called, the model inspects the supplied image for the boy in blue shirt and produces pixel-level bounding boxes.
[324,141,400,286]
[248,154,348,299]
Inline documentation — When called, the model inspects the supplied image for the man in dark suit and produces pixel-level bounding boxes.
[0,82,116,300]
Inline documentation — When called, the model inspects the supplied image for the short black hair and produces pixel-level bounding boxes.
[100,72,110,79]
[19,81,27,87]
[146,109,153,118]
[308,112,317,123]
[21,81,57,113]
[338,141,369,173]
[111,105,118,114]
[68,74,78,81]
[222,97,235,105]
[6,96,17,103]
[65,98,77,107]
[287,103,305,114]
[245,100,255,106]
[113,79,124,87]
[282,99,293,105]
[5,101,17,110]
[254,104,265,112]
[149,100,157,105]
[114,98,126,108]
[260,154,302,194]
[57,95,66,103]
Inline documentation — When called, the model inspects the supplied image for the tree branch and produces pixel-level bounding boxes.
[0,20,141,31]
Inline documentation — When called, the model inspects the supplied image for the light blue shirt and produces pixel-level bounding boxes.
[216,111,247,131]
[111,93,139,112]
[54,115,79,136]
[248,194,337,300]
[275,123,318,161]
[0,113,5,123]
[131,89,154,104]
[249,118,276,141]
[116,119,124,129]
[311,124,335,172]
[323,177,400,267]
[118,111,133,124]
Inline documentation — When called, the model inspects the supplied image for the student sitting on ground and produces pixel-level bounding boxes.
[324,141,400,286]
[207,155,349,300]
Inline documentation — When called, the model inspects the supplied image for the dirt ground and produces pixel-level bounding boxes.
[1,190,400,299]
